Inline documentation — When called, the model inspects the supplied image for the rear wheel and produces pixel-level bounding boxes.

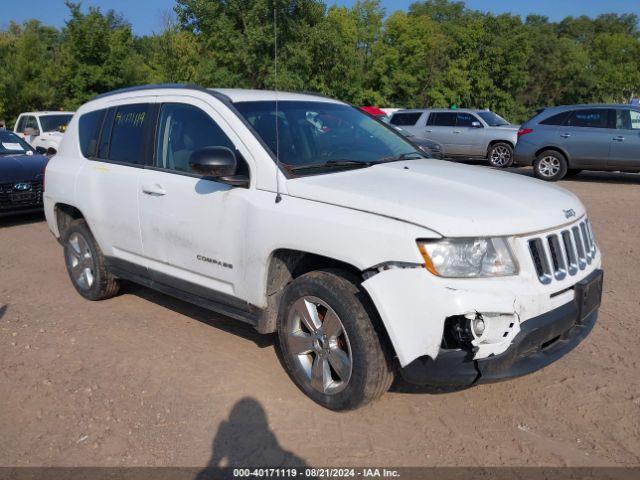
[277,270,393,410]
[63,220,120,300]
[533,150,568,181]
[488,142,513,168]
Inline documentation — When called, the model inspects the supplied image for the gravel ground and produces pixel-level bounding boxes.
[0,167,639,468]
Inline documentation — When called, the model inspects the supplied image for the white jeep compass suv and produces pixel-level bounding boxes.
[43,84,603,410]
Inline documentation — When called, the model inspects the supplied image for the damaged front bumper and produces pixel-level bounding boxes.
[399,269,603,387]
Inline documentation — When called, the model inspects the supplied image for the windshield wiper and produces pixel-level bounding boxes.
[288,160,372,172]
[374,151,425,164]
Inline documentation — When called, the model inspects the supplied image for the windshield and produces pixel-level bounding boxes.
[39,114,73,132]
[477,111,510,126]
[234,101,422,174]
[0,131,34,156]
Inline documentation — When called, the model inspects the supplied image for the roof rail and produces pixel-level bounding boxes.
[92,83,209,100]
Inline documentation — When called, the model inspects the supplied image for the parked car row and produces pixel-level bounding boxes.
[41,84,603,410]
[385,103,640,181]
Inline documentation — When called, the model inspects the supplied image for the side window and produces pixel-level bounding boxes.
[389,112,422,127]
[155,103,235,173]
[107,104,151,165]
[430,112,457,127]
[25,116,38,131]
[616,109,640,130]
[78,109,106,158]
[631,110,640,130]
[456,113,478,127]
[566,109,612,128]
[540,111,570,126]
[15,116,25,132]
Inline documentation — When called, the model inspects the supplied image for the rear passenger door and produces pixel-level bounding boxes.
[609,108,640,168]
[137,97,251,306]
[425,112,461,155]
[75,101,155,273]
[559,109,614,167]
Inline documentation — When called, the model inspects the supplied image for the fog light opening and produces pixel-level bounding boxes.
[471,316,486,338]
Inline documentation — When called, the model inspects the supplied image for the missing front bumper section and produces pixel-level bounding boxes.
[400,269,602,387]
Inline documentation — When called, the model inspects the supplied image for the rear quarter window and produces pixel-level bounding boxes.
[78,109,106,158]
[539,111,571,126]
[390,112,423,126]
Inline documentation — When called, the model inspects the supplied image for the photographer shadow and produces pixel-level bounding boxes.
[195,397,311,480]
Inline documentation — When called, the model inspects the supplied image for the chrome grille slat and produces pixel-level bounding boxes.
[547,234,567,281]
[528,218,596,284]
[572,226,587,270]
[562,230,579,276]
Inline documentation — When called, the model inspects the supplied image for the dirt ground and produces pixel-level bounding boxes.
[0,167,639,468]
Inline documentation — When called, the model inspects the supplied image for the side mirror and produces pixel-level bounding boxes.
[23,127,40,136]
[35,146,47,154]
[189,146,238,178]
[46,147,57,156]
[471,121,482,128]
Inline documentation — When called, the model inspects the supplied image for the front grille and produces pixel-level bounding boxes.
[0,181,43,210]
[528,219,596,284]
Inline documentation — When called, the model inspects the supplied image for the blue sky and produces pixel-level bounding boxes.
[3,0,640,35]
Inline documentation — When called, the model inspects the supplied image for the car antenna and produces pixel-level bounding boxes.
[273,6,282,204]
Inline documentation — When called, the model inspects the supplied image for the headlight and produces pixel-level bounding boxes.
[417,237,518,278]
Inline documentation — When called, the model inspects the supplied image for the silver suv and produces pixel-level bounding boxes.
[390,108,519,167]
[514,104,640,181]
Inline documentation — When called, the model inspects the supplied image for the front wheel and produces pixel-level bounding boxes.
[277,270,393,410]
[488,142,513,168]
[533,150,568,181]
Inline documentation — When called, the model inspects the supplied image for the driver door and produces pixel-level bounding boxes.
[137,97,251,303]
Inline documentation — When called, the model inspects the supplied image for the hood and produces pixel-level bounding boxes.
[285,160,585,237]
[41,131,64,139]
[0,154,48,183]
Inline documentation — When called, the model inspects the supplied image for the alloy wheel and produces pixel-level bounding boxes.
[538,156,561,178]
[66,232,95,290]
[285,296,353,395]
[490,145,512,167]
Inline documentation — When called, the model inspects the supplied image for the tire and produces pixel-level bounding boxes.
[488,142,514,168]
[62,220,120,301]
[566,169,583,176]
[533,150,568,181]
[277,269,394,411]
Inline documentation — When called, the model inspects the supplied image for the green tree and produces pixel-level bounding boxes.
[53,1,152,109]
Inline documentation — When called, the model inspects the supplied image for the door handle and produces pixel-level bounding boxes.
[453,130,461,134]
[425,129,433,133]
[141,184,166,196]
[560,133,571,138]
[613,136,625,142]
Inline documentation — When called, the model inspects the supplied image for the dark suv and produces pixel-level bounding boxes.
[514,104,640,181]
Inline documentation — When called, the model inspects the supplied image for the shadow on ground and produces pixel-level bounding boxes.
[0,212,44,228]
[505,166,640,185]
[195,397,310,479]
[122,282,274,348]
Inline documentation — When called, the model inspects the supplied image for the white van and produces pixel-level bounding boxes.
[42,85,603,410]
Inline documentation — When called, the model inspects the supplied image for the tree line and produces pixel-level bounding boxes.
[1,0,639,125]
